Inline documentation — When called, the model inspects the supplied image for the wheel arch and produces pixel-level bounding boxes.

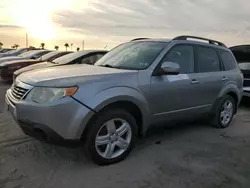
[212,83,241,115]
[80,87,151,140]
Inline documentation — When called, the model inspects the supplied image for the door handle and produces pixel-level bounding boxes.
[222,77,228,81]
[191,79,199,84]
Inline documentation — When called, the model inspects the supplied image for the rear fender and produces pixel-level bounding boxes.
[211,83,242,115]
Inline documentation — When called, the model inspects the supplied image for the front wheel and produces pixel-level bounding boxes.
[84,109,137,165]
[211,95,236,128]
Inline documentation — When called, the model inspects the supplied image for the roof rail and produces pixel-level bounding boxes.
[131,38,150,41]
[173,35,227,47]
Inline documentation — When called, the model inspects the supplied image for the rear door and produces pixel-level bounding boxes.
[191,45,225,106]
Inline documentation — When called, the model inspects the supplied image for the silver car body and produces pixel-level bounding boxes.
[6,39,243,141]
[14,50,107,78]
[0,50,50,64]
[0,48,29,58]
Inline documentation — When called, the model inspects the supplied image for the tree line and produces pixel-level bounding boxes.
[0,42,80,51]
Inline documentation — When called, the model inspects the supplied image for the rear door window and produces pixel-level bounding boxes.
[196,46,221,73]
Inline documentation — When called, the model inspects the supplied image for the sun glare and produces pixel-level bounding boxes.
[10,0,71,40]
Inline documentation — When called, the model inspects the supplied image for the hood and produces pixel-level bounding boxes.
[14,61,55,76]
[238,62,250,70]
[18,64,138,87]
[0,59,37,67]
[0,56,25,64]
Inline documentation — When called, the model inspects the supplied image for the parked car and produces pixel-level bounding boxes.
[0,48,13,53]
[0,48,30,58]
[6,36,243,165]
[13,50,107,79]
[0,51,72,81]
[0,50,51,64]
[230,45,250,97]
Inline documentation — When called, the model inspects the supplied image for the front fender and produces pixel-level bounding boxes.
[89,87,151,134]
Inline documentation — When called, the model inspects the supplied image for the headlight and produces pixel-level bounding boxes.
[26,87,78,103]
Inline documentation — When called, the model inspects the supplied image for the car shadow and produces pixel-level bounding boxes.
[26,120,209,166]
[240,97,250,109]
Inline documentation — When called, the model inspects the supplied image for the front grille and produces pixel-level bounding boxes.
[243,79,250,87]
[11,85,29,100]
[241,70,250,79]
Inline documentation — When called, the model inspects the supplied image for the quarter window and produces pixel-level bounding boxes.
[196,46,221,72]
[161,45,194,73]
[219,50,236,70]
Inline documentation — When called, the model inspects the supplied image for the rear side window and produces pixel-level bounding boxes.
[219,50,236,70]
[196,46,221,72]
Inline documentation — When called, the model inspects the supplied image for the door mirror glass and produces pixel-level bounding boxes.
[161,62,180,75]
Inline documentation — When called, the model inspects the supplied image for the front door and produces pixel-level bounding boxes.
[149,44,199,122]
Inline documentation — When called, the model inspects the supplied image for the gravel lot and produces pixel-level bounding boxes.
[1,81,250,188]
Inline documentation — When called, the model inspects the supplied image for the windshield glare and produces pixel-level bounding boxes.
[52,51,85,64]
[18,50,39,57]
[39,51,61,61]
[95,41,168,70]
[6,49,20,54]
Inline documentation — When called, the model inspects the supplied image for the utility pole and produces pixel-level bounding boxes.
[82,40,84,50]
[26,32,29,48]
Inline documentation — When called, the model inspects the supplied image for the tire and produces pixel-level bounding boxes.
[84,108,137,165]
[210,95,236,128]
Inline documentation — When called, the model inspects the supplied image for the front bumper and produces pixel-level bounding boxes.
[243,87,250,97]
[5,89,95,142]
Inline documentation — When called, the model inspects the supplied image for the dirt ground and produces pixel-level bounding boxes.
[1,81,250,188]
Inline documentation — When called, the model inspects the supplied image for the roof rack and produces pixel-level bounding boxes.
[173,35,227,47]
[131,38,150,41]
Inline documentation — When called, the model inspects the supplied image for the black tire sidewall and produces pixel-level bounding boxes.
[85,109,137,165]
[214,95,236,128]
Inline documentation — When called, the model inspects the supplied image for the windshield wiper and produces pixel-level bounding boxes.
[99,64,119,69]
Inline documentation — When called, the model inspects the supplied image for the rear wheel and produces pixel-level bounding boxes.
[84,109,137,165]
[211,95,236,128]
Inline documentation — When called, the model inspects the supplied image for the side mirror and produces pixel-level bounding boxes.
[161,62,180,75]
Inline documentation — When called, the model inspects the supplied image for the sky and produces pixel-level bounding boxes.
[0,0,250,50]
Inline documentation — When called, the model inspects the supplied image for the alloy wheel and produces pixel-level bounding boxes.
[220,100,233,126]
[95,118,132,159]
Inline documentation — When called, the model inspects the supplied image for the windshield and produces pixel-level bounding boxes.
[5,49,20,54]
[52,51,86,64]
[18,50,40,58]
[95,41,168,70]
[0,49,12,53]
[39,51,63,61]
[231,47,250,63]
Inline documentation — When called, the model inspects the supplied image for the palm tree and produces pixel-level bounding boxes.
[40,43,45,49]
[64,43,69,51]
[0,42,3,49]
[11,45,15,49]
[54,45,59,50]
[76,47,80,51]
[14,44,19,49]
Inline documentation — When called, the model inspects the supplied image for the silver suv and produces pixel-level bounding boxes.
[5,36,243,165]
